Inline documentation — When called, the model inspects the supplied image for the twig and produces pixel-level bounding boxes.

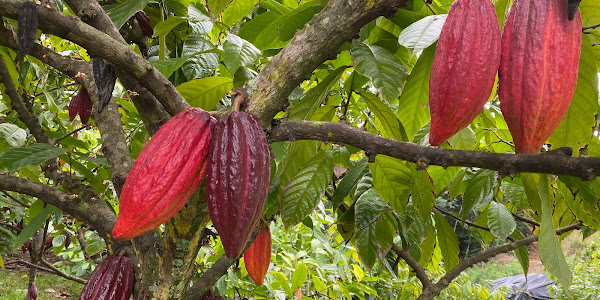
[38,257,86,284]
[392,244,433,289]
[512,212,540,227]
[483,128,515,147]
[1,190,30,208]
[582,23,600,32]
[51,125,90,144]
[422,0,437,15]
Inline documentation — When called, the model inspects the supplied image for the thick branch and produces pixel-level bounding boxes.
[247,0,408,128]
[0,0,188,116]
[416,222,582,300]
[269,121,600,179]
[392,244,433,289]
[0,175,116,236]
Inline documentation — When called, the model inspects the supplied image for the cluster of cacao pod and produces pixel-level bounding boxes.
[112,107,271,265]
[429,0,581,154]
[78,254,133,300]
[69,88,93,125]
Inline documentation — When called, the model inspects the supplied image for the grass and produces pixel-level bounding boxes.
[0,268,82,300]
[464,259,524,285]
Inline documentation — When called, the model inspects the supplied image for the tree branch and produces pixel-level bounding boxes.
[38,257,86,284]
[392,244,433,289]
[416,222,582,300]
[268,121,600,179]
[0,0,188,116]
[0,174,116,236]
[247,0,408,128]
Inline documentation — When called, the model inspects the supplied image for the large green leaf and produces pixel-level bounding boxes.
[359,92,408,141]
[291,263,309,290]
[538,175,572,291]
[548,35,599,153]
[354,189,394,269]
[0,123,26,147]
[14,205,56,248]
[107,0,153,30]
[428,166,461,196]
[351,43,407,102]
[223,35,261,73]
[288,67,346,121]
[511,230,530,275]
[493,0,512,30]
[0,144,67,172]
[331,159,369,209]
[397,43,435,140]
[182,35,220,79]
[151,56,189,78]
[222,0,260,26]
[176,77,232,110]
[238,11,281,44]
[153,16,186,37]
[411,167,435,222]
[281,150,333,227]
[461,169,495,220]
[369,155,412,214]
[188,3,213,35]
[501,180,528,209]
[434,212,460,270]
[398,15,447,50]
[0,48,21,89]
[487,201,516,239]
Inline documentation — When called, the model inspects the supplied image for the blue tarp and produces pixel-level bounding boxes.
[491,274,555,300]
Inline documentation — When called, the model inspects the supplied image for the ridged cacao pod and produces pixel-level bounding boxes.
[499,0,581,154]
[68,94,80,122]
[244,226,272,285]
[78,255,133,300]
[207,111,271,259]
[78,88,92,125]
[429,0,501,146]
[16,2,38,62]
[135,11,153,38]
[25,283,37,300]
[113,108,214,240]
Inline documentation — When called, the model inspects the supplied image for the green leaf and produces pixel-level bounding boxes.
[151,56,189,78]
[223,35,261,73]
[521,173,542,213]
[331,159,369,209]
[222,0,260,26]
[493,0,511,30]
[291,263,308,290]
[188,3,213,35]
[548,35,599,153]
[369,155,411,214]
[153,16,186,37]
[359,92,408,141]
[398,15,447,50]
[176,77,232,110]
[354,189,393,269]
[238,11,281,44]
[411,167,435,221]
[0,144,67,172]
[512,231,529,275]
[501,180,528,209]
[0,123,26,147]
[107,0,153,30]
[0,253,3,268]
[281,150,333,227]
[538,175,572,291]
[86,238,106,257]
[434,212,460,270]
[351,43,408,102]
[428,166,460,196]
[447,127,476,150]
[461,169,495,220]
[487,201,516,239]
[0,48,21,89]
[14,206,56,248]
[207,0,228,17]
[272,270,293,297]
[288,67,346,121]
[182,35,220,79]
[397,43,435,140]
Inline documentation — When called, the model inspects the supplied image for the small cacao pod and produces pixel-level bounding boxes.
[25,283,37,300]
[244,226,272,285]
[78,88,93,125]
[135,11,153,38]
[68,94,80,122]
[207,111,271,259]
[78,255,133,300]
[428,0,501,146]
[113,108,214,240]
[16,2,38,62]
[499,0,581,154]
[65,234,71,248]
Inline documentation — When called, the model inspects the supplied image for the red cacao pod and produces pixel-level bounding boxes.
[113,108,214,240]
[78,255,133,300]
[207,111,271,259]
[25,283,37,300]
[244,226,272,285]
[499,0,581,154]
[78,88,92,125]
[68,94,80,122]
[135,11,153,38]
[429,0,501,146]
